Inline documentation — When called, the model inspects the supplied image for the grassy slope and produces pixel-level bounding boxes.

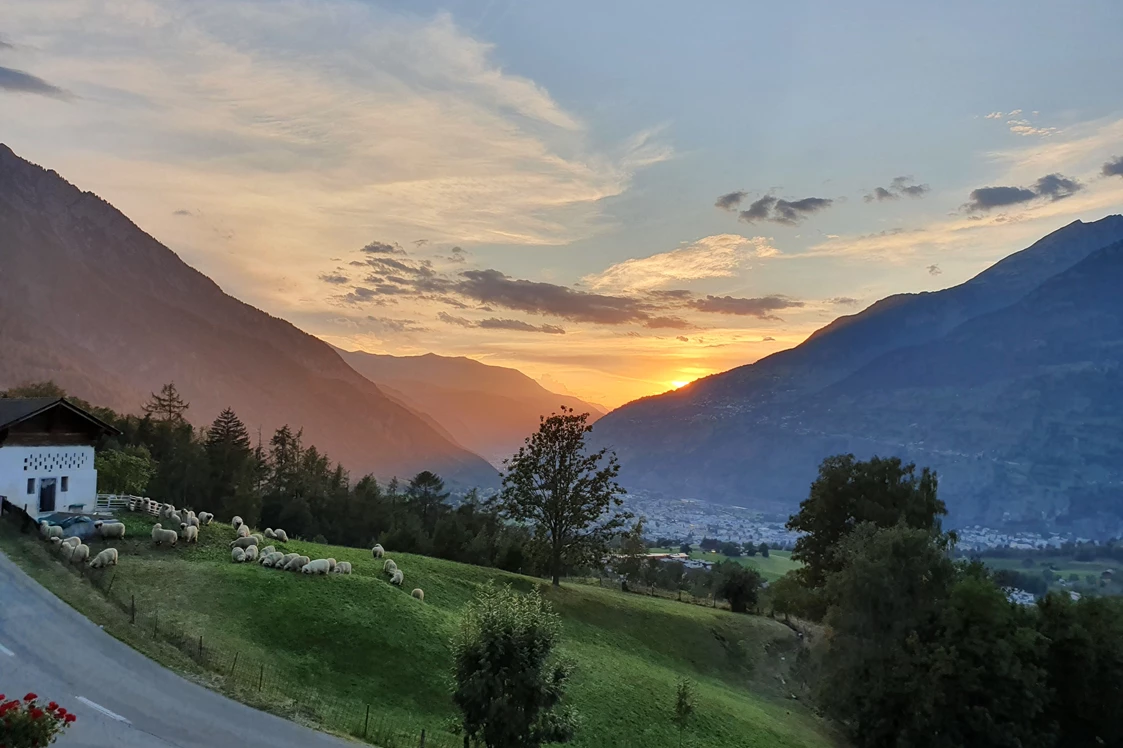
[651,548,801,582]
[1,516,836,748]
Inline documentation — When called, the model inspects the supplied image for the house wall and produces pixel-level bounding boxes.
[0,445,98,517]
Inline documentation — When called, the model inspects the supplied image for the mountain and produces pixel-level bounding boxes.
[591,216,1123,534]
[335,349,605,465]
[0,145,497,489]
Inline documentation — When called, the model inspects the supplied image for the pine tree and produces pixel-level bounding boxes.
[142,382,189,423]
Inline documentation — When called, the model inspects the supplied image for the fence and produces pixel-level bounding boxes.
[96,494,158,515]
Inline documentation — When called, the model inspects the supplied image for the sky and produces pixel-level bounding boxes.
[3,0,1123,407]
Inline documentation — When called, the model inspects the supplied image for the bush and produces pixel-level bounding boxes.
[713,561,763,614]
[0,692,77,747]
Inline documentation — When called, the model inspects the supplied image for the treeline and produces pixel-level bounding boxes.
[6,382,536,575]
[776,454,1123,748]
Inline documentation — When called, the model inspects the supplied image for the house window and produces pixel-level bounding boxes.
[61,477,69,492]
[27,478,35,494]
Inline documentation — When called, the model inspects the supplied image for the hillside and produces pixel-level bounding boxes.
[337,349,605,465]
[0,518,836,748]
[592,216,1123,534]
[0,145,497,489]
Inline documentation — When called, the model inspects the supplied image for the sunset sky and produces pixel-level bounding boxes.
[4,0,1123,406]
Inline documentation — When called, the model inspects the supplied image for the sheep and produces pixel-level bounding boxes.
[60,543,76,562]
[47,525,63,540]
[49,536,62,548]
[411,588,424,601]
[272,529,288,543]
[390,569,404,586]
[94,520,126,539]
[250,533,264,545]
[332,561,352,575]
[230,536,258,550]
[236,525,250,538]
[301,558,332,575]
[180,524,199,543]
[231,516,243,531]
[89,548,118,569]
[260,545,275,557]
[262,552,285,568]
[151,523,178,546]
[263,528,275,539]
[39,521,49,538]
[371,544,385,559]
[70,544,90,565]
[327,558,337,572]
[198,511,214,526]
[383,559,398,574]
[60,536,82,549]
[183,516,200,529]
[185,510,197,522]
[231,547,246,563]
[280,552,298,566]
[282,555,306,572]
[243,545,259,562]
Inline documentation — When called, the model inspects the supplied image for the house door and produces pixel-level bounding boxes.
[39,478,57,513]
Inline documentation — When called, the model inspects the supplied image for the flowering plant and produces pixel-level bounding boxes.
[0,693,77,747]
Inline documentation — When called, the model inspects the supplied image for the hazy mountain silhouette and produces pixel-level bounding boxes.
[336,349,605,466]
[0,144,497,488]
[592,215,1123,534]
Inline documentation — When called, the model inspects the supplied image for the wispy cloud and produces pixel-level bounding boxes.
[585,234,778,292]
[0,65,72,99]
[687,295,803,319]
[1103,156,1123,178]
[863,176,930,203]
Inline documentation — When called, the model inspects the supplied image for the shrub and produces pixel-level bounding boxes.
[0,692,77,747]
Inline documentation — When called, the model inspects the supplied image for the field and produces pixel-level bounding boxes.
[977,553,1121,595]
[650,547,802,582]
[0,515,837,748]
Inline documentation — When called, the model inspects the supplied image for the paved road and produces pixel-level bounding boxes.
[0,550,355,748]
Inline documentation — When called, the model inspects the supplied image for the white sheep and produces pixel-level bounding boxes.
[94,520,126,539]
[230,536,258,550]
[47,525,63,540]
[383,559,397,573]
[60,543,75,562]
[39,520,49,538]
[263,528,275,539]
[70,544,90,564]
[243,545,259,562]
[371,544,385,559]
[390,569,404,586]
[89,548,118,569]
[184,516,200,528]
[49,536,62,549]
[282,555,307,572]
[262,552,285,568]
[198,511,214,525]
[301,558,332,575]
[250,533,264,545]
[260,545,275,557]
[236,525,250,538]
[151,523,178,546]
[180,524,199,543]
[231,547,246,563]
[273,529,288,543]
[411,588,424,601]
[231,515,244,531]
[60,536,82,549]
[280,552,298,566]
[333,561,352,575]
[326,558,337,572]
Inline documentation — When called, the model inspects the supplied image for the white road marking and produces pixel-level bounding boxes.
[76,696,131,725]
[0,642,14,657]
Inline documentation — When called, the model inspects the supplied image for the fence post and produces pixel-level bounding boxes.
[258,663,264,690]
[362,704,370,738]
[198,635,204,661]
[154,608,159,636]
[106,573,116,593]
[229,652,239,677]
[419,729,426,747]
[130,594,135,624]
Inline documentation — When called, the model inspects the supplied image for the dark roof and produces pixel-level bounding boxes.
[0,398,120,435]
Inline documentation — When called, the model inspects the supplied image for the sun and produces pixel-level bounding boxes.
[671,380,691,389]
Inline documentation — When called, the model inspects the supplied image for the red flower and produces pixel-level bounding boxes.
[64,713,77,723]
[55,708,66,716]
[47,701,58,711]
[23,693,37,701]
[30,708,43,720]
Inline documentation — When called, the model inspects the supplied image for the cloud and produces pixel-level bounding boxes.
[863,187,896,203]
[318,272,350,285]
[365,315,427,333]
[477,317,566,334]
[445,245,467,263]
[829,297,859,306]
[361,241,406,255]
[172,208,193,216]
[1007,119,1058,137]
[337,286,388,305]
[676,335,689,342]
[437,311,473,327]
[738,195,833,225]
[927,264,942,276]
[864,176,930,203]
[687,295,803,319]
[762,336,775,341]
[714,191,746,211]
[1102,156,1123,178]
[984,112,1005,119]
[454,268,653,325]
[586,234,778,292]
[0,65,72,99]
[963,172,1083,212]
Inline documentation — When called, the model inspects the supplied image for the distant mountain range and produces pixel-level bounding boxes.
[0,144,497,489]
[591,216,1123,535]
[335,349,604,466]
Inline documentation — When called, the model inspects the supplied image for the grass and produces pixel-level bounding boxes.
[976,553,1122,595]
[0,515,838,748]
[651,547,802,582]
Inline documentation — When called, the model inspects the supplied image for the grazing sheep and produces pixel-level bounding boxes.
[282,555,306,572]
[231,516,244,531]
[243,545,259,562]
[411,588,424,601]
[47,525,63,540]
[236,525,250,538]
[60,543,76,562]
[198,511,214,525]
[230,536,258,550]
[326,558,337,572]
[333,561,352,575]
[383,559,398,573]
[231,547,246,563]
[273,529,288,543]
[185,510,197,521]
[151,523,178,546]
[183,516,200,528]
[280,552,298,566]
[301,558,332,575]
[263,528,275,539]
[94,520,126,539]
[70,544,90,565]
[251,533,264,545]
[261,552,285,568]
[61,536,82,549]
[89,548,118,569]
[371,544,385,559]
[39,521,49,538]
[390,569,404,586]
[260,545,275,557]
[180,524,199,543]
[49,536,62,548]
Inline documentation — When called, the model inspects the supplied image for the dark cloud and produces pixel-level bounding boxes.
[477,318,566,334]
[646,289,694,300]
[0,66,72,99]
[454,269,653,325]
[412,239,429,248]
[366,316,427,333]
[863,187,897,203]
[437,312,473,327]
[714,191,747,211]
[172,209,193,216]
[762,336,776,342]
[1033,173,1083,201]
[1103,156,1123,178]
[338,286,388,305]
[865,177,930,203]
[360,241,406,255]
[927,264,942,276]
[642,316,694,330]
[829,297,859,306]
[446,245,467,263]
[688,295,804,319]
[676,335,689,342]
[964,172,1083,212]
[318,272,350,285]
[899,183,930,198]
[739,195,833,225]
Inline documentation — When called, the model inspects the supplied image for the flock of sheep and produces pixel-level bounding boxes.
[37,501,423,601]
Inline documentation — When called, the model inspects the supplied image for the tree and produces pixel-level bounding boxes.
[699,537,720,552]
[1,381,68,399]
[142,382,189,424]
[452,584,577,748]
[758,542,769,558]
[616,519,648,586]
[787,454,946,593]
[205,408,258,522]
[713,560,762,613]
[498,407,630,586]
[679,543,692,555]
[768,571,816,622]
[718,541,741,557]
[672,678,696,748]
[95,446,156,494]
[407,471,450,532]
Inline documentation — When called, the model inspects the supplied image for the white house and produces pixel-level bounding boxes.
[0,398,119,518]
